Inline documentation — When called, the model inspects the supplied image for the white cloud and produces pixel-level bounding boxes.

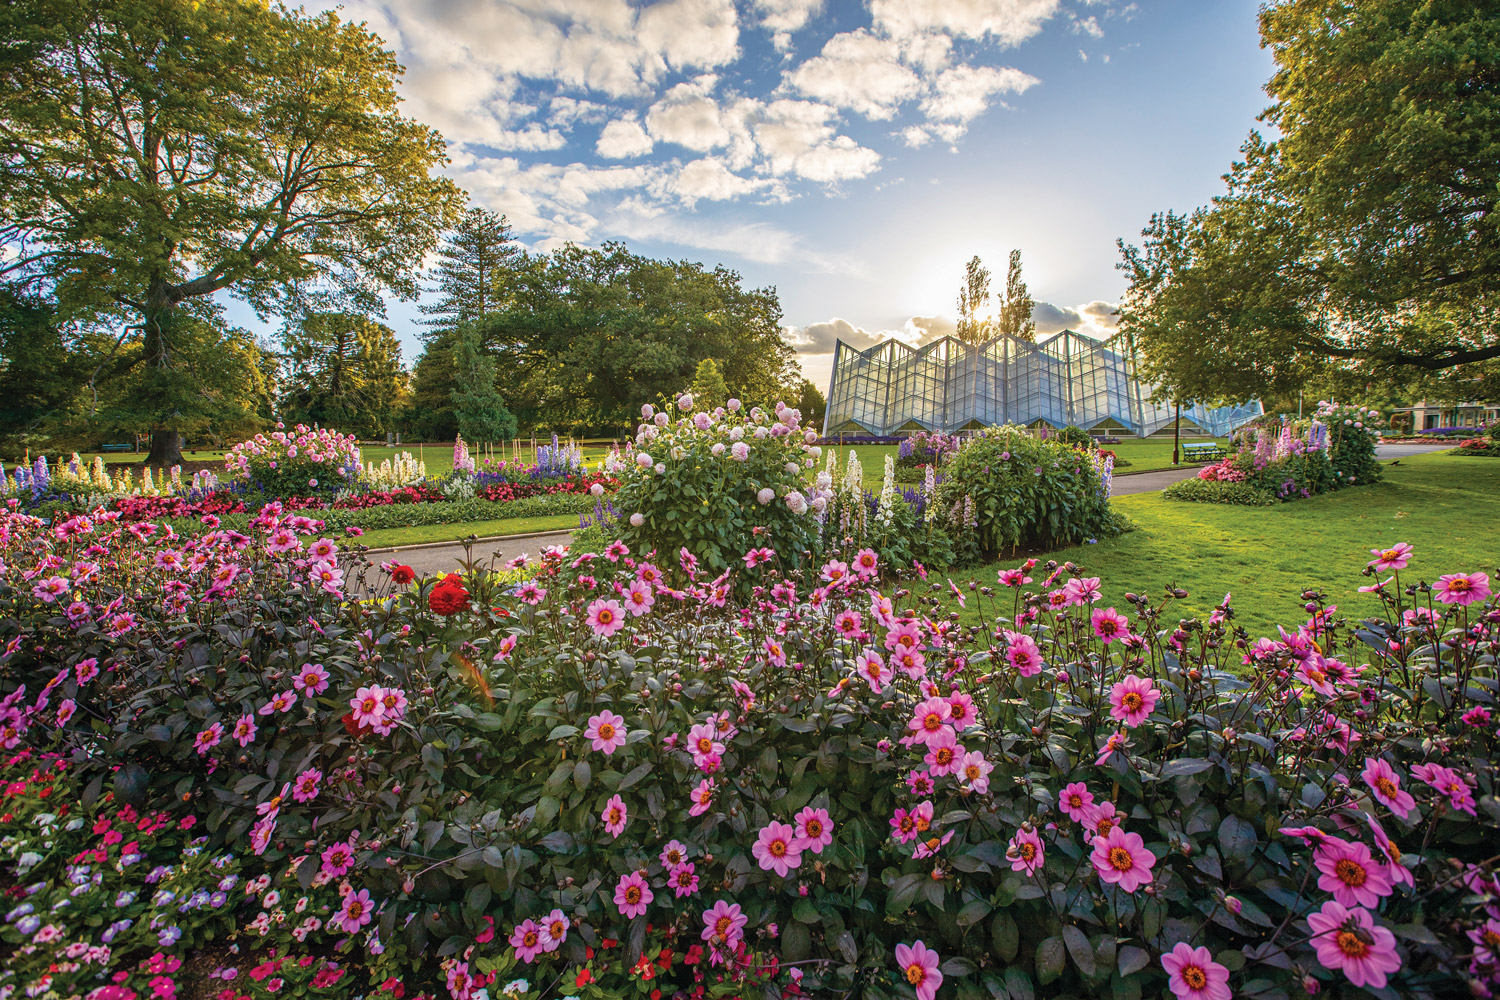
[672,158,766,205]
[611,212,860,272]
[645,78,732,151]
[787,30,923,120]
[898,125,933,148]
[922,65,1039,122]
[637,0,741,77]
[870,0,1061,47]
[753,100,881,182]
[548,96,610,127]
[755,0,823,51]
[1030,300,1119,337]
[596,118,655,158]
[486,124,569,151]
[1073,15,1103,38]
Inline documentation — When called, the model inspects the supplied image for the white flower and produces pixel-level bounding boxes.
[711,442,726,456]
[785,490,808,515]
[677,393,694,411]
[808,446,822,458]
[636,452,653,468]
[670,446,686,461]
[757,488,775,505]
[629,512,645,527]
[784,462,800,475]
[729,426,745,442]
[590,483,605,496]
[655,463,665,474]
[727,398,741,411]
[654,412,668,427]
[641,404,654,419]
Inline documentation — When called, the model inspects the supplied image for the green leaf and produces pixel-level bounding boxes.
[1117,945,1150,978]
[547,724,579,740]
[1061,925,1095,977]
[573,758,592,792]
[1218,814,1257,858]
[617,761,653,791]
[1036,937,1066,985]
[956,897,991,927]
[1003,968,1035,1000]
[473,712,505,732]
[1159,758,1214,778]
[990,911,1020,963]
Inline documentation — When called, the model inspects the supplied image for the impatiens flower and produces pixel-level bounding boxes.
[586,598,625,637]
[1306,900,1402,989]
[1008,826,1045,875]
[793,807,834,854]
[585,711,628,755]
[601,794,628,838]
[509,919,547,964]
[1091,826,1157,892]
[1160,942,1231,1000]
[894,941,943,1000]
[1433,571,1491,605]
[1108,674,1160,727]
[332,889,373,934]
[1059,782,1095,822]
[1314,837,1394,908]
[614,872,653,918]
[1366,542,1413,571]
[752,820,803,876]
[1360,758,1415,819]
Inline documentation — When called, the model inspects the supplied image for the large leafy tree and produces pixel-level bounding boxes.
[1118,0,1500,403]
[955,256,995,345]
[0,0,465,464]
[0,287,78,458]
[280,312,407,438]
[419,208,524,339]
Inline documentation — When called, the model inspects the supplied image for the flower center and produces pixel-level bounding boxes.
[1452,578,1471,591]
[598,724,615,740]
[1335,858,1367,887]
[697,738,713,753]
[1108,846,1135,872]
[1019,843,1036,861]
[626,886,641,904]
[915,815,931,833]
[1068,795,1082,808]
[1336,930,1370,958]
[348,901,364,918]
[770,840,786,858]
[965,766,980,780]
[923,714,943,732]
[524,930,538,946]
[1121,692,1143,711]
[1382,549,1399,561]
[598,610,614,624]
[805,820,822,837]
[906,964,926,986]
[550,921,565,937]
[1182,964,1207,989]
[715,917,731,937]
[934,748,954,766]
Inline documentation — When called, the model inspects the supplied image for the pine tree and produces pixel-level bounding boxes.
[420,208,523,339]
[449,323,517,442]
[688,358,730,409]
[280,312,407,437]
[997,250,1036,342]
[955,256,995,345]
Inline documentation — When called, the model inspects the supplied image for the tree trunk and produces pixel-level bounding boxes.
[141,281,186,468]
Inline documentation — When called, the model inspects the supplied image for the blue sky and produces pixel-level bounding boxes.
[288,0,1276,391]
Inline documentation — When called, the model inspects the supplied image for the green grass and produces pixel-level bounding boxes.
[351,513,580,549]
[943,451,1500,638]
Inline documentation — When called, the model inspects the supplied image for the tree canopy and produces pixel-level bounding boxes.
[280,312,407,438]
[1118,0,1500,403]
[0,0,464,462]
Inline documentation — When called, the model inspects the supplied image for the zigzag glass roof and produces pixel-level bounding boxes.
[823,331,1261,438]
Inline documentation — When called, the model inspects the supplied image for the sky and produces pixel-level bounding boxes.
[282,0,1278,393]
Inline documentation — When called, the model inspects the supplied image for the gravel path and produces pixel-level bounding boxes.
[369,443,1453,578]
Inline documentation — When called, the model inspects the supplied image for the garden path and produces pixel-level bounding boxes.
[371,443,1453,579]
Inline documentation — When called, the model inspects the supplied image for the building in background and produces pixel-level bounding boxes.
[1387,400,1499,433]
[823,330,1262,438]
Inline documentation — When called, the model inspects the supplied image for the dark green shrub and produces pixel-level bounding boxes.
[1163,478,1276,506]
[1052,424,1094,450]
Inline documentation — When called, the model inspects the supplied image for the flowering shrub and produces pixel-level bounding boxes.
[1456,425,1500,457]
[611,394,823,574]
[897,432,961,469]
[224,423,363,497]
[3,501,1499,999]
[1181,404,1382,505]
[1314,401,1384,485]
[934,425,1120,556]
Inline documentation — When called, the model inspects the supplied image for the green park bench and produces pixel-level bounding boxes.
[99,443,133,453]
[1181,441,1226,462]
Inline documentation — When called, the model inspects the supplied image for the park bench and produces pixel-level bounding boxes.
[1181,442,1226,462]
[99,443,133,452]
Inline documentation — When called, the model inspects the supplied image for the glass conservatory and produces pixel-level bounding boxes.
[822,330,1262,438]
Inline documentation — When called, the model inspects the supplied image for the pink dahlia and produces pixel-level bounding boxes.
[1360,758,1415,819]
[894,941,943,1000]
[1008,827,1045,875]
[1091,826,1156,892]
[1307,900,1402,989]
[1160,942,1231,1000]
[332,888,373,934]
[584,711,628,755]
[539,909,569,951]
[509,918,547,963]
[752,820,803,876]
[688,778,716,817]
[1366,542,1413,571]
[701,900,748,958]
[1433,571,1491,605]
[958,751,993,794]
[1059,782,1095,822]
[586,598,626,637]
[794,806,834,854]
[1091,607,1130,643]
[907,696,954,747]
[1108,674,1160,727]
[601,794,628,838]
[613,872,653,918]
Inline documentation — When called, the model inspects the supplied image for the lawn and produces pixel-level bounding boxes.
[352,513,580,549]
[944,450,1500,638]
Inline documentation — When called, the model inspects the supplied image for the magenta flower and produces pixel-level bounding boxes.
[601,794,628,838]
[1307,900,1402,989]
[1008,826,1045,875]
[894,941,943,1000]
[193,723,223,756]
[292,662,329,695]
[1108,674,1160,727]
[686,722,726,764]
[1091,607,1130,643]
[1091,826,1156,892]
[958,751,993,794]
[1360,758,1415,819]
[753,820,804,876]
[613,872,653,918]
[1315,838,1394,908]
[509,918,547,963]
[348,687,385,729]
[688,778,715,817]
[623,580,654,616]
[701,900,748,953]
[291,768,322,803]
[906,696,954,746]
[659,840,689,867]
[539,909,569,951]
[332,889,373,934]
[584,711,628,755]
[1003,631,1043,677]
[858,650,893,692]
[229,713,257,747]
[319,841,355,879]
[1059,782,1095,822]
[1411,762,1478,815]
[1366,542,1413,571]
[668,862,700,897]
[793,806,834,854]
[1433,571,1491,605]
[1160,942,1231,1000]
[586,598,626,637]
